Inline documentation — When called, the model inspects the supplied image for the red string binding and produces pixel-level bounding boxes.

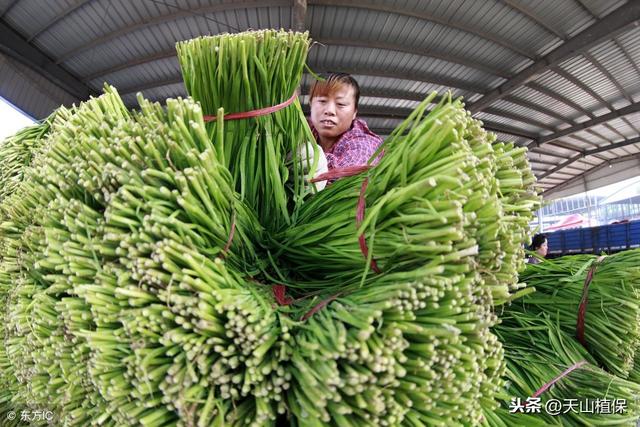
[576,256,605,347]
[203,92,297,122]
[309,165,371,183]
[301,293,341,321]
[531,361,588,399]
[218,212,236,259]
[272,284,293,306]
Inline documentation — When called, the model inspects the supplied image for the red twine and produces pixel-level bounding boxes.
[203,92,297,122]
[576,256,606,347]
[309,165,372,183]
[272,284,293,306]
[218,212,236,259]
[301,293,341,321]
[356,178,381,274]
[531,361,588,399]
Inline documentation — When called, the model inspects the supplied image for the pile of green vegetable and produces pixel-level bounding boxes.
[487,305,640,426]
[517,251,640,379]
[0,110,55,203]
[0,29,541,426]
[485,250,640,426]
[177,31,317,234]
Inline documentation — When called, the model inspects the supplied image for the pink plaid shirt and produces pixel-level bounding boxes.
[310,118,384,169]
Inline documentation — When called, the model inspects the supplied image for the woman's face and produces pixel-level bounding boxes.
[310,85,357,142]
[536,239,548,257]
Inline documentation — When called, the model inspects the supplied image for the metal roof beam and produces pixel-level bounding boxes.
[468,1,640,113]
[87,36,508,83]
[309,0,533,58]
[87,50,176,82]
[529,158,565,166]
[503,94,574,125]
[502,0,565,40]
[614,39,640,84]
[597,125,632,153]
[584,128,611,144]
[364,120,538,141]
[531,166,550,172]
[0,0,19,19]
[550,65,612,110]
[56,0,291,64]
[0,21,94,100]
[582,51,634,103]
[542,152,640,197]
[529,146,599,166]
[539,136,640,179]
[483,106,557,132]
[474,121,537,140]
[546,140,584,152]
[292,0,307,32]
[27,0,89,43]
[120,77,183,96]
[622,116,640,135]
[567,134,603,150]
[546,171,577,178]
[539,153,587,180]
[587,136,640,156]
[565,135,611,163]
[574,0,597,17]
[526,82,595,119]
[536,102,640,146]
[316,38,509,78]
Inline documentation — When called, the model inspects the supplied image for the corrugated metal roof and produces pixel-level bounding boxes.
[0,52,77,118]
[428,0,548,57]
[512,0,594,39]
[590,38,640,103]
[97,56,180,92]
[309,5,524,77]
[622,111,640,130]
[533,143,577,159]
[578,0,628,18]
[491,98,568,130]
[528,152,568,164]
[1,0,639,197]
[562,135,599,152]
[510,85,589,124]
[362,116,404,130]
[592,121,635,141]
[492,131,529,146]
[3,0,72,36]
[533,67,604,117]
[475,111,544,135]
[571,128,610,146]
[311,44,493,92]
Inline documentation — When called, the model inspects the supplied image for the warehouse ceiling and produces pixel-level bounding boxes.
[1,0,640,198]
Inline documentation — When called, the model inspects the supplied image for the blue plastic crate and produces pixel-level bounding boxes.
[543,219,640,255]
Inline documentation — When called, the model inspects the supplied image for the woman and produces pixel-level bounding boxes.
[527,233,548,264]
[308,73,383,170]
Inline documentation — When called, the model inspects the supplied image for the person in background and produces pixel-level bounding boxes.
[308,73,383,171]
[527,233,548,264]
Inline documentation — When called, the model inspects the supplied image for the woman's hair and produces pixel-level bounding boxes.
[309,72,360,109]
[530,233,547,250]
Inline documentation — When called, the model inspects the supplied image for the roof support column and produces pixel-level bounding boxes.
[292,0,307,32]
